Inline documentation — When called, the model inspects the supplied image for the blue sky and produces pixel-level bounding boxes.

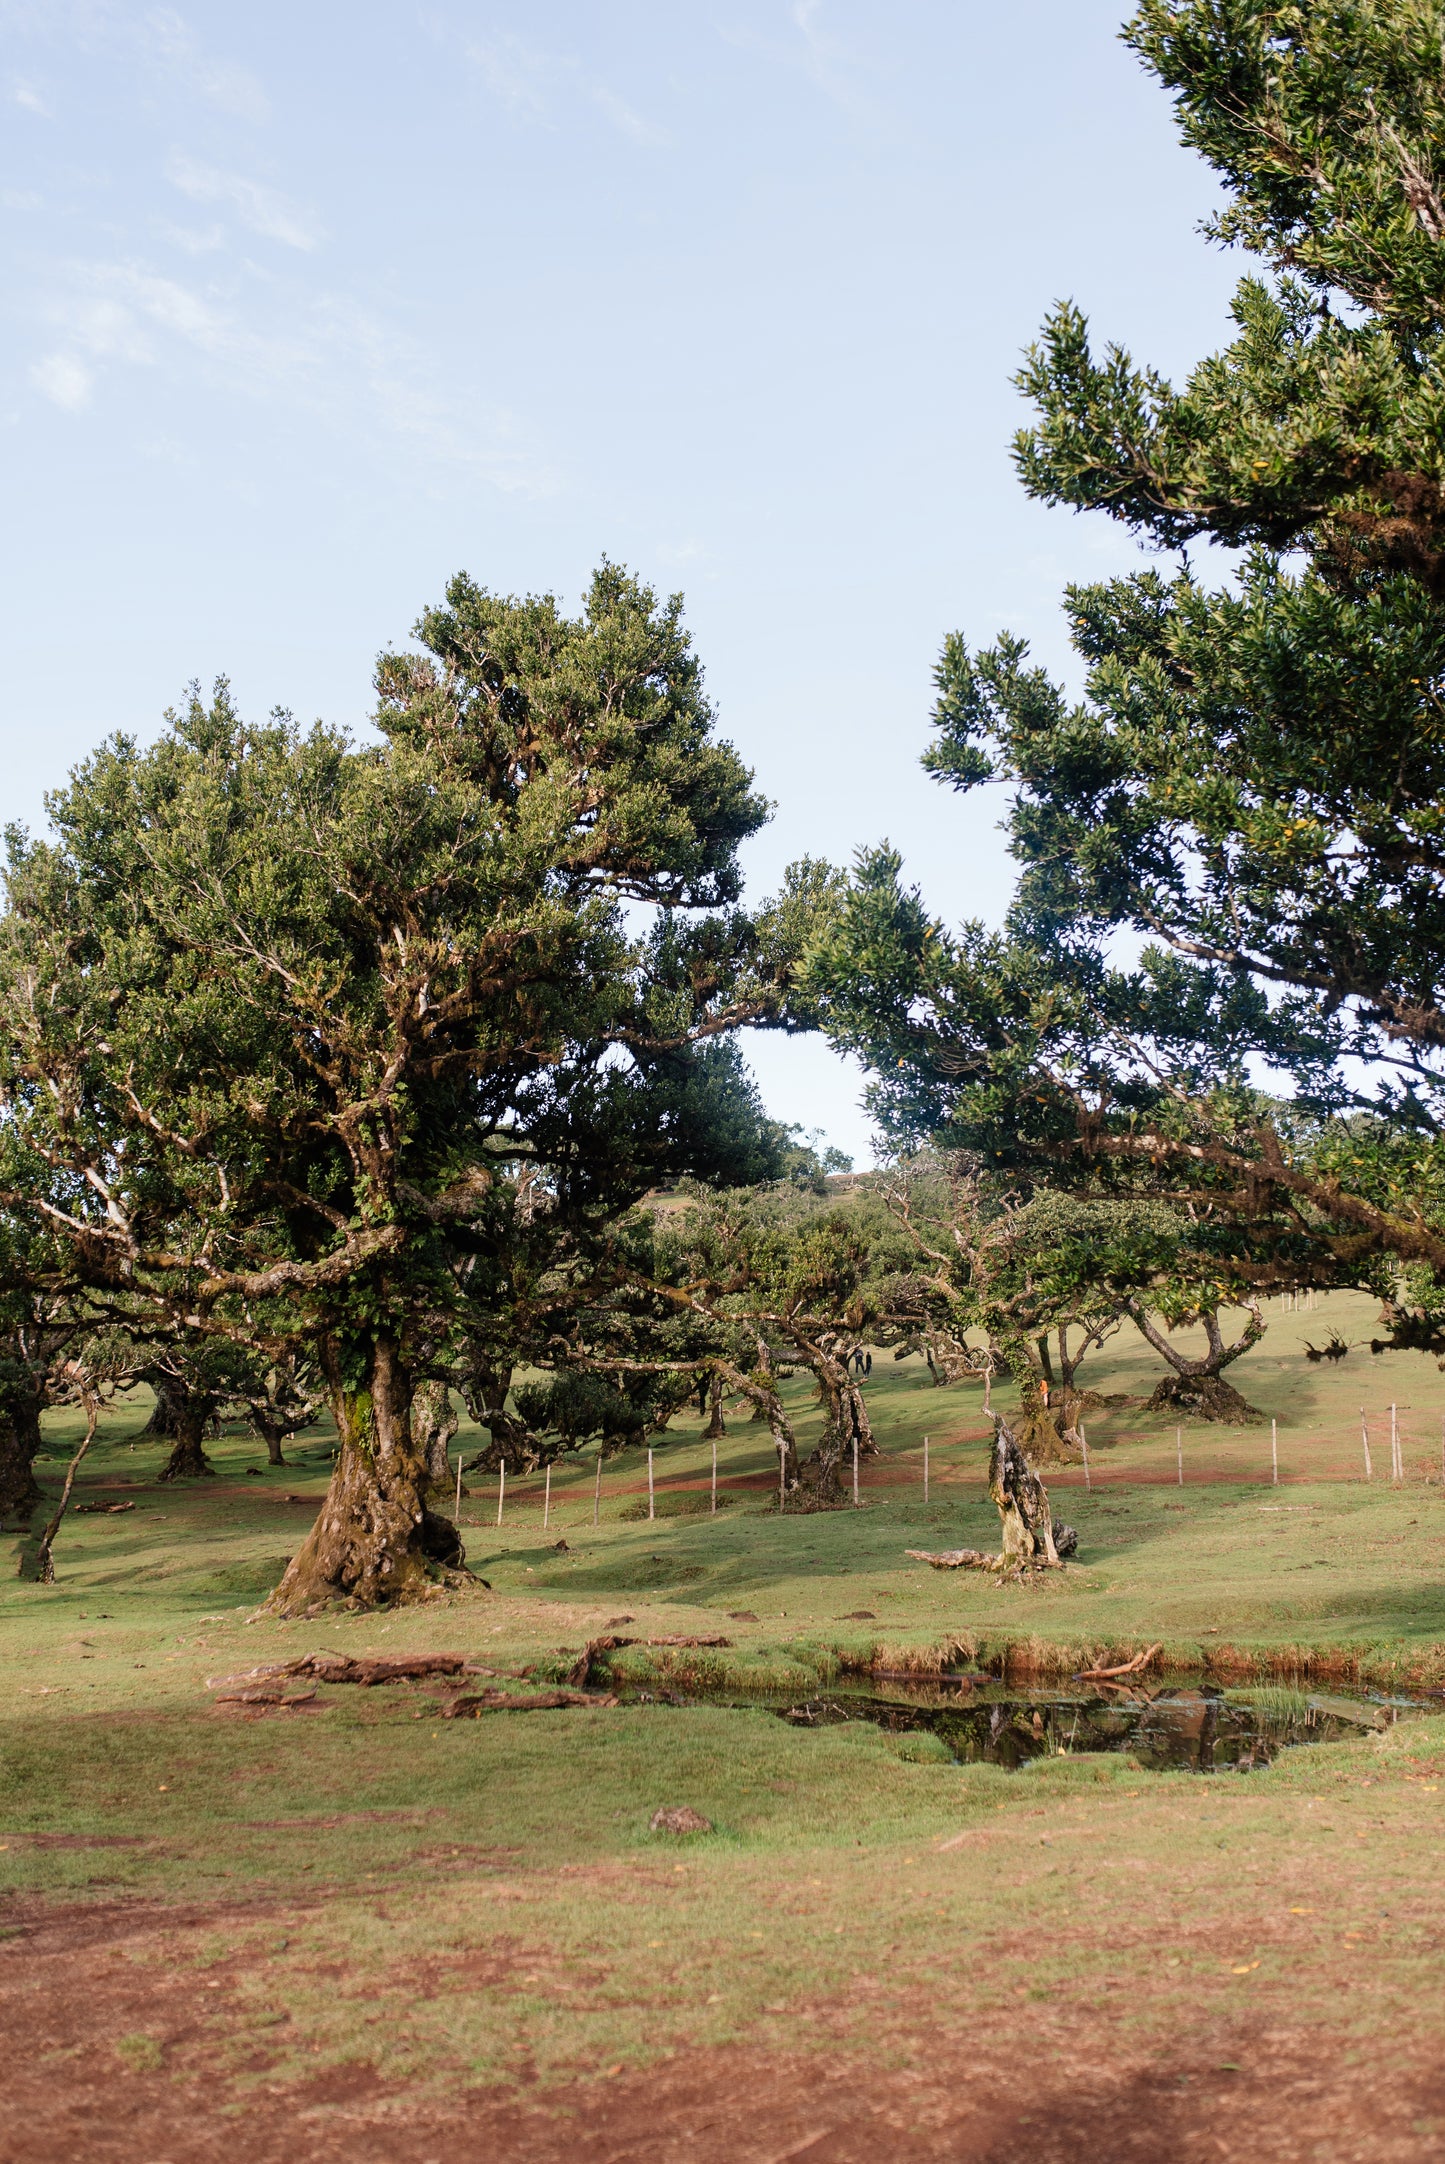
[2,3,1239,1160]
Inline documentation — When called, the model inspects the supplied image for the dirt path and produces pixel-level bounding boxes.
[3,1892,1442,2163]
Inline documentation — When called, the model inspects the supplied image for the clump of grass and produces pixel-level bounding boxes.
[894,1731,954,1764]
[114,2034,163,2073]
[1223,1683,1315,1719]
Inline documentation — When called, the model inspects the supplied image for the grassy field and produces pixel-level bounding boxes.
[5,1290,1445,2160]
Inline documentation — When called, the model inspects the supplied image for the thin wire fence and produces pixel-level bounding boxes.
[453,1393,1445,1527]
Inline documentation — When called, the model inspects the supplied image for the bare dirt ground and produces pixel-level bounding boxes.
[5,1892,1443,2164]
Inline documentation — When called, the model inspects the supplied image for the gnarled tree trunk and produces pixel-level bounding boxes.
[989,1417,1076,1566]
[140,1372,184,1440]
[460,1358,533,1473]
[703,1373,727,1441]
[749,1338,774,1422]
[412,1378,461,1492]
[269,1334,459,1616]
[0,1382,45,1520]
[158,1383,218,1480]
[800,1343,875,1503]
[1127,1299,1265,1423]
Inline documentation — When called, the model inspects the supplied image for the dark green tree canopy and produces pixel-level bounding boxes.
[807,0,1445,1304]
[0,563,829,1608]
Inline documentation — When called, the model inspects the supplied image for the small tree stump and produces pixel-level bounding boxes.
[991,1415,1075,1563]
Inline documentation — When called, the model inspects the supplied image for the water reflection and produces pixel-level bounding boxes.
[627,1675,1419,1773]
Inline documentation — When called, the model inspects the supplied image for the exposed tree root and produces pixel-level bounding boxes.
[1144,1372,1264,1423]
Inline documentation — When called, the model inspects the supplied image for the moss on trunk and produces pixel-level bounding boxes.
[268,1335,441,1616]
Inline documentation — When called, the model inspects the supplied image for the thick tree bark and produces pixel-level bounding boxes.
[749,1338,774,1422]
[140,1373,184,1440]
[703,1373,727,1441]
[0,1385,45,1520]
[989,1417,1076,1566]
[1127,1300,1266,1424]
[268,1335,452,1615]
[412,1378,460,1492]
[158,1388,218,1480]
[800,1344,875,1503]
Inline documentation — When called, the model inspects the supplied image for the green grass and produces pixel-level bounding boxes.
[4,1288,1445,2096]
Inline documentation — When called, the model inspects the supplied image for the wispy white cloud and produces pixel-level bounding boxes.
[464,31,551,116]
[590,85,669,149]
[31,351,92,409]
[154,216,225,255]
[139,7,269,124]
[717,0,891,136]
[460,27,669,146]
[27,254,554,494]
[166,152,321,251]
[11,76,50,116]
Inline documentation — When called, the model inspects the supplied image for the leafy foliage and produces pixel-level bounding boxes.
[807,2,1445,1331]
[0,565,831,1606]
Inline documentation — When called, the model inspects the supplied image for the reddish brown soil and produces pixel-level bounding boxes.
[3,1892,1442,2164]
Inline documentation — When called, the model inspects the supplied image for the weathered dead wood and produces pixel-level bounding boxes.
[206,1651,471,1691]
[991,1416,1076,1565]
[1076,1642,1162,1682]
[213,1687,318,1709]
[906,1547,999,1572]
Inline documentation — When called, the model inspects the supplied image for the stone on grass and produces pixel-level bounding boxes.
[650,1806,713,1836]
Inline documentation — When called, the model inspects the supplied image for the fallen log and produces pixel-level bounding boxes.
[213,1687,318,1710]
[1075,1642,1163,1682]
[207,1652,472,1691]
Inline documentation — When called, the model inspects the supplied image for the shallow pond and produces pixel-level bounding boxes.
[623,1674,1435,1773]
